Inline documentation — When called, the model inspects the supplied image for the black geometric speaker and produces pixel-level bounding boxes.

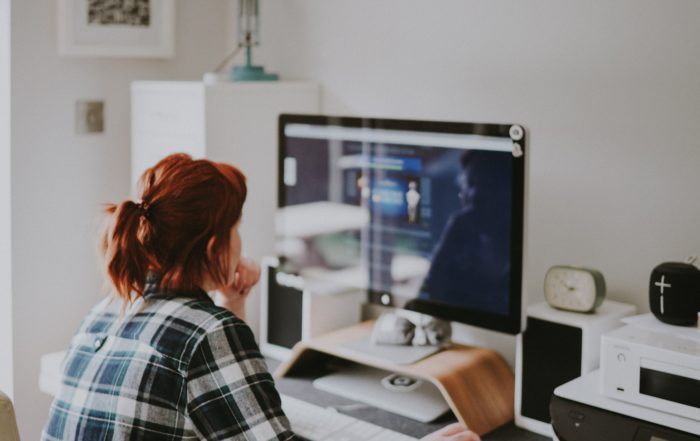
[649,260,700,326]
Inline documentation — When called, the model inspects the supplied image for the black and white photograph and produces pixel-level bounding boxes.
[88,0,151,27]
[58,0,173,57]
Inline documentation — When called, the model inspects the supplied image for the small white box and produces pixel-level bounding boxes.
[260,256,364,361]
[601,323,700,421]
[515,300,636,436]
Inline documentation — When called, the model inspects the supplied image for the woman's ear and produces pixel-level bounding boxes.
[205,234,235,290]
[206,236,217,261]
[204,236,226,288]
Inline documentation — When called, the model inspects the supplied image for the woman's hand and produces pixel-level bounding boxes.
[420,423,481,441]
[216,256,261,321]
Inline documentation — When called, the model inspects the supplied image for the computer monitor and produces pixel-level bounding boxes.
[276,114,526,335]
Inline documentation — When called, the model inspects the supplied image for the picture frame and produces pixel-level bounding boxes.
[57,0,175,58]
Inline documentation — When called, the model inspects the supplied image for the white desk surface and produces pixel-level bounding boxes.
[39,351,64,397]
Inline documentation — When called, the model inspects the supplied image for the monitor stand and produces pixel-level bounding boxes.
[339,336,443,365]
[312,364,451,423]
[274,320,515,436]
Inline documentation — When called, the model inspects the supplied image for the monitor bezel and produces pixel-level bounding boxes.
[278,113,525,335]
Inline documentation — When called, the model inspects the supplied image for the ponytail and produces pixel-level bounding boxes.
[102,201,152,300]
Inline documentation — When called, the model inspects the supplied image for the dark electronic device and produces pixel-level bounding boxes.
[515,301,636,436]
[259,257,364,360]
[649,259,700,326]
[551,396,699,441]
[551,370,700,441]
[277,114,526,334]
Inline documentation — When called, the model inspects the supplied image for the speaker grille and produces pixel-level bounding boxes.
[267,269,303,349]
[521,317,582,423]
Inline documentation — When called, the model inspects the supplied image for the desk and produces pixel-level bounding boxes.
[268,357,549,440]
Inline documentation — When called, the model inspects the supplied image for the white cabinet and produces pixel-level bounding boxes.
[131,80,320,336]
[131,81,207,183]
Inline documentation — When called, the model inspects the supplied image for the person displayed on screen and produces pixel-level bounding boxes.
[41,153,481,441]
[357,173,371,206]
[417,150,512,314]
[406,180,421,223]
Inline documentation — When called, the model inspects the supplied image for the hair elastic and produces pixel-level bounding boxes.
[135,200,151,221]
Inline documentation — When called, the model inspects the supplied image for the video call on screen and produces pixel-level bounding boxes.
[280,134,514,316]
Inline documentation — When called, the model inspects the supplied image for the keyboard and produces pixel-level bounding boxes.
[280,394,419,441]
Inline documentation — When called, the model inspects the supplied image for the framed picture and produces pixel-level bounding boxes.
[58,0,175,58]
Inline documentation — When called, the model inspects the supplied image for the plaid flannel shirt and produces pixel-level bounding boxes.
[42,283,298,441]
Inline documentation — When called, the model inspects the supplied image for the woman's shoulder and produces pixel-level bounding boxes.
[82,293,247,358]
[179,296,246,331]
[168,297,261,369]
[182,299,256,349]
[138,293,243,334]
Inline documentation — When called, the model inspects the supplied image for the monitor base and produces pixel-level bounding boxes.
[313,364,451,422]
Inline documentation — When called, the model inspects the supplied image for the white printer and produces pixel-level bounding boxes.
[600,314,700,421]
[550,313,700,441]
[552,370,700,441]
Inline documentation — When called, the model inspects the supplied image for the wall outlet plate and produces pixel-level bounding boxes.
[75,100,104,134]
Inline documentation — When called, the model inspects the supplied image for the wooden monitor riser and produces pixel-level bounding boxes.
[275,321,515,436]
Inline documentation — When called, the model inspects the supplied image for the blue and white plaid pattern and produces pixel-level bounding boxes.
[42,283,297,440]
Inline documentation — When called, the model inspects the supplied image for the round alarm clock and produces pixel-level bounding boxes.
[544,265,606,313]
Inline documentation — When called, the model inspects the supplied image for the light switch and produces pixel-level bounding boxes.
[76,100,104,134]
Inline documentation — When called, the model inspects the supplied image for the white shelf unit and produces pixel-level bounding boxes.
[131,80,321,337]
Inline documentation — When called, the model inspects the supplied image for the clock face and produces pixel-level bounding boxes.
[544,266,602,312]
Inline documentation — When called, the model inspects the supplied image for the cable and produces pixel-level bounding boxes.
[211,45,244,74]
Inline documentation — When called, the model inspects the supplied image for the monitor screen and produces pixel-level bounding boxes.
[277,115,525,334]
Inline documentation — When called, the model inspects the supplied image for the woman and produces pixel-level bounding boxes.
[42,154,480,441]
[417,150,512,315]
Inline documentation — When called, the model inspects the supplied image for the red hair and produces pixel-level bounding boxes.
[101,153,247,301]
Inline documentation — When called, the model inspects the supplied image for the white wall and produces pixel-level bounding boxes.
[9,1,233,438]
[0,0,12,400]
[257,0,700,359]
